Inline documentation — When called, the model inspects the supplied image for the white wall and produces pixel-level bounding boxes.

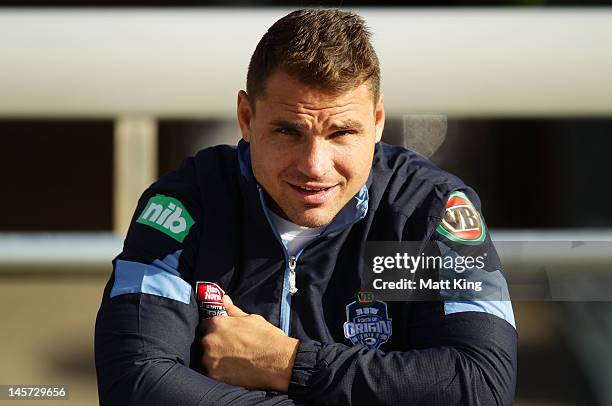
[0,8,611,118]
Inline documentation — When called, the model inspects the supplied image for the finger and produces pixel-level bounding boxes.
[199,317,214,334]
[223,294,248,317]
[200,316,226,336]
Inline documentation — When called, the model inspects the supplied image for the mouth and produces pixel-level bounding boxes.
[287,182,339,205]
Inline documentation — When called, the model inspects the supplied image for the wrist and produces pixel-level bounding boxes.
[271,336,300,392]
[287,340,322,397]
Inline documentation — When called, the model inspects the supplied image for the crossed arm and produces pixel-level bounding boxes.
[96,280,517,406]
[199,295,517,406]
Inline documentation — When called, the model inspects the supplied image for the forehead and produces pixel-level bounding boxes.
[255,70,374,121]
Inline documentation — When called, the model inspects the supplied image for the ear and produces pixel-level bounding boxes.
[374,92,385,143]
[237,90,253,142]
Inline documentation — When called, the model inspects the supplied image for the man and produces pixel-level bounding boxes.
[95,9,517,405]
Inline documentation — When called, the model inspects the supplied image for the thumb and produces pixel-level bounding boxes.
[223,294,247,317]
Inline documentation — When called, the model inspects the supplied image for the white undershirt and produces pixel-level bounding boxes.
[268,210,325,257]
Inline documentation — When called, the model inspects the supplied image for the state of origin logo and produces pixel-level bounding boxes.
[343,291,392,349]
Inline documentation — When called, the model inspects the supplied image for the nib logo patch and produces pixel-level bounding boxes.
[436,191,485,244]
[137,194,194,242]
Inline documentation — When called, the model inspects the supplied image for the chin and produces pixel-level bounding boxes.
[284,208,334,228]
[296,218,330,228]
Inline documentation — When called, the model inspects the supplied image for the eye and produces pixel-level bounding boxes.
[277,128,300,136]
[331,130,356,138]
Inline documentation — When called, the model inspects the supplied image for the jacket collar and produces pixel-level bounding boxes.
[237,139,368,235]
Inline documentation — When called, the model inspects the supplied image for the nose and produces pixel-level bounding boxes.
[296,138,333,179]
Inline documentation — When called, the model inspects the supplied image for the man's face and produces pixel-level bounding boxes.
[237,69,385,227]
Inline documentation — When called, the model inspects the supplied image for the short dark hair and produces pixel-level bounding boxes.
[246,9,380,111]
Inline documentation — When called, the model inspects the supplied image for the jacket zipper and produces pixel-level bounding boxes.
[256,186,318,335]
[256,186,294,335]
[256,184,365,336]
[288,256,298,294]
[278,242,324,335]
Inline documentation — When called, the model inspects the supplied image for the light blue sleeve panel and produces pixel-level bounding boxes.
[444,300,516,329]
[436,241,516,329]
[110,250,192,305]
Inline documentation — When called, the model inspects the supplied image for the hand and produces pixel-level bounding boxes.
[200,295,300,392]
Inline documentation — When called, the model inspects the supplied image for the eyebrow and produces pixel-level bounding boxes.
[269,120,309,131]
[269,119,364,131]
[329,119,364,131]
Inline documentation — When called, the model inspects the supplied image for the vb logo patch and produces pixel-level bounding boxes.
[137,194,194,243]
[196,282,227,318]
[343,291,392,349]
[436,191,486,244]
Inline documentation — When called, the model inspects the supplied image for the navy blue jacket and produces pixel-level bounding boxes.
[95,140,517,405]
